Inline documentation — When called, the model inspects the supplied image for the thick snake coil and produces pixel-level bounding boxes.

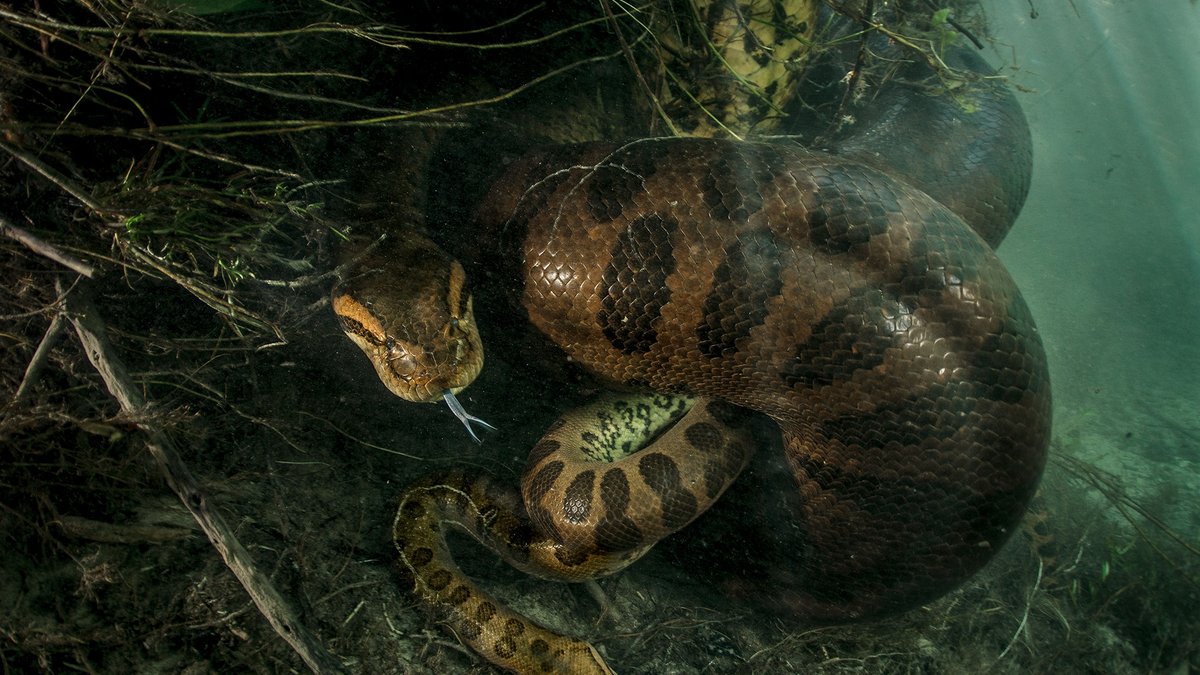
[332,46,1050,673]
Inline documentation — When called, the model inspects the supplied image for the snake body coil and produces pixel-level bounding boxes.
[334,41,1050,675]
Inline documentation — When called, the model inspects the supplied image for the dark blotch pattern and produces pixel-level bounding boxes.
[808,168,898,255]
[595,468,643,551]
[963,299,1049,402]
[817,378,1030,460]
[555,546,590,568]
[790,451,1036,603]
[506,523,536,552]
[599,468,630,515]
[447,585,471,606]
[699,144,775,222]
[583,145,667,222]
[401,499,425,519]
[702,459,732,500]
[460,618,483,640]
[894,221,982,303]
[426,569,452,591]
[449,489,470,516]
[705,399,745,426]
[563,470,595,524]
[587,170,639,222]
[526,462,566,544]
[476,602,496,623]
[408,547,433,568]
[743,30,768,68]
[697,228,784,358]
[526,461,565,504]
[684,422,723,453]
[395,130,1046,645]
[638,452,699,530]
[782,286,914,388]
[495,637,518,659]
[587,170,638,222]
[600,214,679,354]
[526,439,561,467]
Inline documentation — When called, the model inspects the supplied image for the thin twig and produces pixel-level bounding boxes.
[297,411,427,461]
[13,309,66,404]
[919,0,984,50]
[0,214,97,278]
[54,514,195,544]
[816,0,873,146]
[122,244,283,341]
[255,232,386,290]
[0,141,111,215]
[0,8,608,50]
[10,49,616,145]
[601,0,680,136]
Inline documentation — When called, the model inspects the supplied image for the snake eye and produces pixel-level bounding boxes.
[386,340,419,378]
[390,354,419,379]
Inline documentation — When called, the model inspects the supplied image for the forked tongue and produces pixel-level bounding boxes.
[442,389,497,443]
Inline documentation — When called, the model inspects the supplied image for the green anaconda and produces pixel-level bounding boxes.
[331,18,1049,675]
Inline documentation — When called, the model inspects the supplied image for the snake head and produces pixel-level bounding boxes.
[332,232,486,409]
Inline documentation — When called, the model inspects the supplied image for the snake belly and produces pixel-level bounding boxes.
[375,51,1050,675]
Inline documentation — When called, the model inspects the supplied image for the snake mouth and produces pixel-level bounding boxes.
[336,316,483,404]
[377,357,481,404]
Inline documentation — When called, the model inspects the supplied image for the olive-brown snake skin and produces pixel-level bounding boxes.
[332,37,1051,674]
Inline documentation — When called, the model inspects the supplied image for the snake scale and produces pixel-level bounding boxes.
[332,27,1051,675]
